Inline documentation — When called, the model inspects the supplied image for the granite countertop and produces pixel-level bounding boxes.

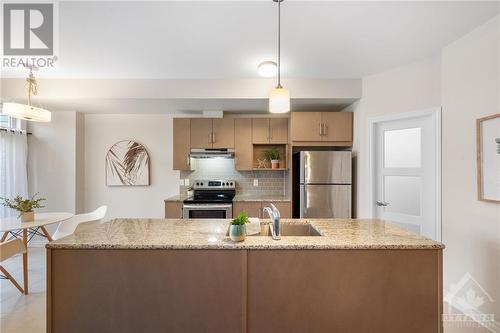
[47,218,444,250]
[165,194,290,202]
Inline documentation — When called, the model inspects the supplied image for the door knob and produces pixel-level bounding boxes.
[376,201,389,207]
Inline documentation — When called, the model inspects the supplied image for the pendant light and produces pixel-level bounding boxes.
[269,0,290,114]
[2,67,51,122]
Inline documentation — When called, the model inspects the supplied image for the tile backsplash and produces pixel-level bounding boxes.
[180,158,289,196]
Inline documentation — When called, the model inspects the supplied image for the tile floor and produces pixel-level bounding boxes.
[1,247,45,333]
[0,247,491,333]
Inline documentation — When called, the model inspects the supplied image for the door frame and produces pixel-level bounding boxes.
[368,107,442,241]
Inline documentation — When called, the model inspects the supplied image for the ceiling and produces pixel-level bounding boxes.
[1,1,499,79]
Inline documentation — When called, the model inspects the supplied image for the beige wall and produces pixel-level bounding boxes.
[353,15,500,319]
[84,114,180,219]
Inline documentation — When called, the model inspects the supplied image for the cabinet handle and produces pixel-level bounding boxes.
[270,126,273,140]
[212,132,216,143]
[319,123,322,136]
[186,154,191,167]
[323,124,327,137]
[208,133,212,143]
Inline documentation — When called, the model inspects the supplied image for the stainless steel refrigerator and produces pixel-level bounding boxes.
[293,151,352,218]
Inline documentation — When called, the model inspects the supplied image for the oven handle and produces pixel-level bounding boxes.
[183,204,233,210]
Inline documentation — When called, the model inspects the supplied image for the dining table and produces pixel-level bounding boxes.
[0,212,73,294]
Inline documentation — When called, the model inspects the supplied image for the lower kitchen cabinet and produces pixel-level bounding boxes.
[165,201,183,218]
[233,201,291,218]
[233,202,262,218]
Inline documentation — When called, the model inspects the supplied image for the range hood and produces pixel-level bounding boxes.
[190,148,235,159]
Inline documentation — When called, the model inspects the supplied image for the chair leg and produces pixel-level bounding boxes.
[0,265,25,294]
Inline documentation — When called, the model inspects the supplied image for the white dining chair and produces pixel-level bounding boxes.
[0,239,27,294]
[52,206,107,241]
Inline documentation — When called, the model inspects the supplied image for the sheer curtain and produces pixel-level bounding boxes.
[0,131,28,218]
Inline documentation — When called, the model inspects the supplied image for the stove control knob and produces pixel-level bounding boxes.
[196,182,199,186]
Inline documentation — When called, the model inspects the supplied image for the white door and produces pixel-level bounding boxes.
[372,110,440,241]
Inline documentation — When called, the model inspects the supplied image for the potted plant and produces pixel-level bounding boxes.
[186,185,194,197]
[264,148,281,169]
[229,211,249,242]
[0,194,46,222]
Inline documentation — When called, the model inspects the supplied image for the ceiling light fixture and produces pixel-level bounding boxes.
[258,61,277,77]
[2,67,51,122]
[269,0,290,114]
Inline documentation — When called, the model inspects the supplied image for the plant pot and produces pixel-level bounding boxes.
[229,224,246,242]
[271,160,280,169]
[20,211,34,222]
[187,190,194,197]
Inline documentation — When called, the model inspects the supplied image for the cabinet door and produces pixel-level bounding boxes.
[252,118,270,144]
[173,118,191,170]
[269,118,288,144]
[212,118,234,148]
[321,112,353,142]
[233,202,262,218]
[165,201,183,218]
[234,119,253,170]
[291,112,322,142]
[190,119,213,148]
[262,201,291,218]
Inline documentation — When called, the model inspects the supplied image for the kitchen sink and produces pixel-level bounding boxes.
[248,223,322,237]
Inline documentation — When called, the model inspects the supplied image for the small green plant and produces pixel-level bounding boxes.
[263,148,281,161]
[231,211,249,226]
[0,193,46,217]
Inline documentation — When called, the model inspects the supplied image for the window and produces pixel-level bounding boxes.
[0,114,21,130]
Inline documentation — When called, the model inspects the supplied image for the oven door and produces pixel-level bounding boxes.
[182,204,233,219]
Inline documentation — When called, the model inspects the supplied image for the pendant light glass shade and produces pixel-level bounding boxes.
[269,86,290,114]
[1,67,51,122]
[2,102,51,122]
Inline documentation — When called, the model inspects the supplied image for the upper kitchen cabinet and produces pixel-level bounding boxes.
[321,112,353,142]
[190,118,234,149]
[291,112,353,146]
[190,118,213,149]
[173,118,191,170]
[290,112,323,142]
[212,118,235,149]
[234,118,253,171]
[252,118,288,144]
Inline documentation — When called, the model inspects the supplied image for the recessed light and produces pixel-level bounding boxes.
[257,61,277,77]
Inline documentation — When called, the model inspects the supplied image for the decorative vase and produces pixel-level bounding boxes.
[271,160,279,169]
[229,224,246,242]
[20,211,34,222]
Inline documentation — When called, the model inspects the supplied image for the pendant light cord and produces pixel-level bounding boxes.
[26,69,38,106]
[277,0,282,88]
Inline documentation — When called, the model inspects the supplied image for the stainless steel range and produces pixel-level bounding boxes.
[182,179,235,219]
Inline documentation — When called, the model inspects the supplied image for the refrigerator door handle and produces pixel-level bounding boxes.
[300,185,307,218]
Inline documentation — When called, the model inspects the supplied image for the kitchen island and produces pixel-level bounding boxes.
[46,218,444,333]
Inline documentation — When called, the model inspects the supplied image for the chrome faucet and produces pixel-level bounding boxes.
[263,204,281,240]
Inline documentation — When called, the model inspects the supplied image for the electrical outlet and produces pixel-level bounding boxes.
[184,178,190,186]
[179,179,185,186]
[253,179,258,187]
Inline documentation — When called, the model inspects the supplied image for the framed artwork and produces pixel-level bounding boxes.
[476,113,500,203]
[105,140,150,186]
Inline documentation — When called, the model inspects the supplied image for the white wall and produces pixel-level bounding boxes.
[28,111,82,239]
[441,16,500,319]
[28,111,79,214]
[84,114,179,219]
[352,55,442,217]
[353,15,500,320]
